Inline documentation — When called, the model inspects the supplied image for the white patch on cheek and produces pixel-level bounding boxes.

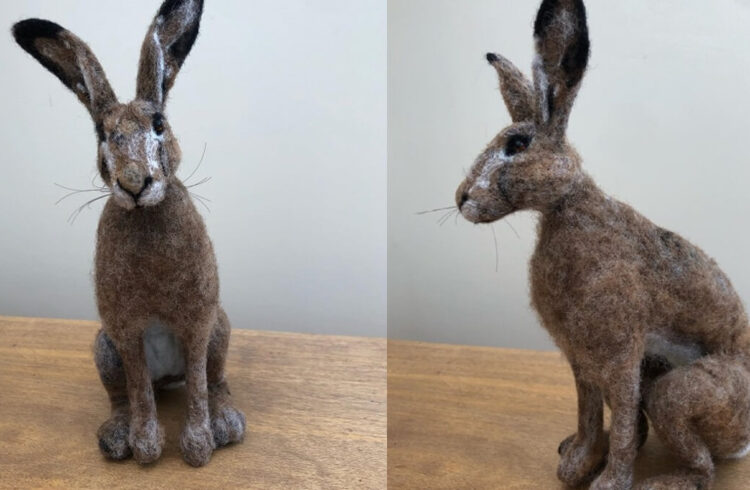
[138,131,167,207]
[472,150,511,191]
[145,130,165,173]
[123,130,164,174]
[139,179,166,206]
[100,141,115,177]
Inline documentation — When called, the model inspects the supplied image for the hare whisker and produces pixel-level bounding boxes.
[189,191,211,203]
[438,209,458,227]
[89,171,108,191]
[190,192,211,213]
[67,193,111,224]
[55,182,108,193]
[436,209,453,225]
[416,205,457,215]
[505,219,520,239]
[490,223,499,273]
[55,185,110,205]
[183,142,208,185]
[186,176,212,189]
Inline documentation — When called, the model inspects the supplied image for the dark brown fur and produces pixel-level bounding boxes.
[456,1,750,488]
[14,0,244,467]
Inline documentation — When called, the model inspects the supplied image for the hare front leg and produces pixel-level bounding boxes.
[94,329,131,460]
[180,326,216,467]
[590,363,642,490]
[207,308,246,447]
[557,370,608,487]
[113,327,165,464]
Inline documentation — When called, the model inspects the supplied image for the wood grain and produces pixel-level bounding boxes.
[387,339,750,489]
[0,316,386,489]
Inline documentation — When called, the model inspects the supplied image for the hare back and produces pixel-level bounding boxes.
[530,185,748,356]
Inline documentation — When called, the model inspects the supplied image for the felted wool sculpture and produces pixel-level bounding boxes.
[455,1,750,488]
[13,0,245,467]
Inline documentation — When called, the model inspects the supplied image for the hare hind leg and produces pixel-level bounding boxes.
[93,329,131,460]
[637,356,750,490]
[207,307,246,447]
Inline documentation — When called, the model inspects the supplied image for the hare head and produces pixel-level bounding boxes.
[13,0,204,210]
[456,0,590,223]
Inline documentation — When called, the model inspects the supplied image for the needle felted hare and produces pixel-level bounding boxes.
[13,0,245,467]
[456,1,750,488]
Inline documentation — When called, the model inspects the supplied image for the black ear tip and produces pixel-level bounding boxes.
[12,18,63,43]
[534,0,557,38]
[158,0,204,18]
[486,53,498,63]
[534,0,588,38]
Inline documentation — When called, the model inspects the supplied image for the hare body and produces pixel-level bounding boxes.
[14,0,245,467]
[94,181,245,466]
[531,175,750,488]
[531,175,749,369]
[456,1,750,488]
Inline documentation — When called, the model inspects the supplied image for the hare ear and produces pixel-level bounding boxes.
[136,0,204,108]
[13,19,117,123]
[531,0,590,137]
[486,53,536,123]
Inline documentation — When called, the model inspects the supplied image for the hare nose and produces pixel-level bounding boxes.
[118,163,153,199]
[459,192,469,209]
[120,163,145,193]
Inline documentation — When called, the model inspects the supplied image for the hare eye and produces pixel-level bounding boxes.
[152,113,165,135]
[505,134,531,156]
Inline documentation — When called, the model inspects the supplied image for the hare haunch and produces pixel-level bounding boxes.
[13,0,245,466]
[456,1,750,488]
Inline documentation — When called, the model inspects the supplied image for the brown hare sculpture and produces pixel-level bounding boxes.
[456,0,750,488]
[13,0,245,467]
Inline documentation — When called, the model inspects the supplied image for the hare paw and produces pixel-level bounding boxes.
[557,433,608,487]
[128,419,164,464]
[211,405,246,447]
[97,415,131,460]
[590,466,633,490]
[634,473,710,490]
[180,421,216,467]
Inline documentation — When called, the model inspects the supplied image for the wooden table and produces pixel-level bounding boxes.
[0,316,386,489]
[388,340,750,489]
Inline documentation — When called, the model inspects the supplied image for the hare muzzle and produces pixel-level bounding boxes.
[119,163,148,193]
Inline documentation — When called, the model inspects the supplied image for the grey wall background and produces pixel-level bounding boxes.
[0,0,386,337]
[388,0,750,350]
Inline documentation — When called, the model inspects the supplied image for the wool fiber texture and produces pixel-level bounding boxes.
[457,1,750,488]
[13,0,244,467]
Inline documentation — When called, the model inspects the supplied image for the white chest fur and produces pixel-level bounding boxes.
[144,320,185,381]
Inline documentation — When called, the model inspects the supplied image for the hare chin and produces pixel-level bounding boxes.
[144,319,185,382]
